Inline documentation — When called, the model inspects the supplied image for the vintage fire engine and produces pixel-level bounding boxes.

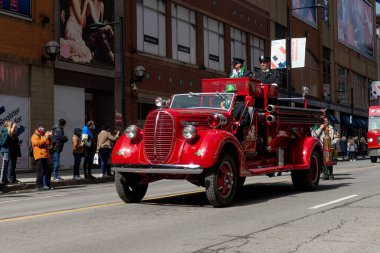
[111,78,334,207]
[367,105,380,162]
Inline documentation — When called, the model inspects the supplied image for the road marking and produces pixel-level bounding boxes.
[0,190,205,223]
[309,195,358,209]
[0,194,67,204]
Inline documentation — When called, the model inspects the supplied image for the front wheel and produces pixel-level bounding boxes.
[205,153,237,207]
[115,172,148,203]
[291,150,321,191]
[370,156,377,163]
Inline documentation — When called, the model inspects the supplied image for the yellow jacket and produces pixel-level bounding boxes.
[31,131,52,160]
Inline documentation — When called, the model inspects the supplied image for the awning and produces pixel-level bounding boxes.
[326,113,339,124]
[353,118,363,128]
[341,115,350,126]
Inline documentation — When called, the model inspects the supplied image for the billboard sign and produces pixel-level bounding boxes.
[0,0,31,18]
[292,0,317,27]
[59,0,115,68]
[337,0,374,59]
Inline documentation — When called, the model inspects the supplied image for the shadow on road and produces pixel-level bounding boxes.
[141,179,352,208]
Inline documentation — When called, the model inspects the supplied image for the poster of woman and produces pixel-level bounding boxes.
[59,0,115,68]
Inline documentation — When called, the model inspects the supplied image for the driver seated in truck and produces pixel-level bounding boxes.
[254,55,280,86]
[221,84,251,142]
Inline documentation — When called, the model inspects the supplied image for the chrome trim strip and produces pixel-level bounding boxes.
[112,164,203,174]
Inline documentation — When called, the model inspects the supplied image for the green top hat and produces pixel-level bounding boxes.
[225,84,237,93]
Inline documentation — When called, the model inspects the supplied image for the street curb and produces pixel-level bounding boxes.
[0,177,114,193]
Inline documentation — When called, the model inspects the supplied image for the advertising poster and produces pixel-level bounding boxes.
[59,0,115,68]
[271,38,306,69]
[337,0,374,59]
[292,0,317,27]
[0,95,29,169]
[0,0,31,17]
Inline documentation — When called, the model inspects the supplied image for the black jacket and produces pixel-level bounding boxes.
[254,69,280,85]
[52,125,68,152]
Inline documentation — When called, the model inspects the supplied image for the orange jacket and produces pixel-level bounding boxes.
[31,130,52,160]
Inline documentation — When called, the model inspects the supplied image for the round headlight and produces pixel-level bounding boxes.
[155,97,165,107]
[368,138,373,143]
[208,113,227,128]
[125,125,139,139]
[182,125,196,140]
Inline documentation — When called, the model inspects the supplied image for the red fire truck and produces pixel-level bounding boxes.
[367,105,380,162]
[111,78,333,207]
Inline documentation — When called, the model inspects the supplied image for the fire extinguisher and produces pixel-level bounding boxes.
[323,127,332,163]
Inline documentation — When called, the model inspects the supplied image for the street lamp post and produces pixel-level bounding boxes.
[350,87,354,136]
[89,17,125,129]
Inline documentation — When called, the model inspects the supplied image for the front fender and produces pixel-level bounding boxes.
[291,136,322,166]
[180,129,243,169]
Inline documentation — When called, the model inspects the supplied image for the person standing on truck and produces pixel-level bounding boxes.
[229,58,253,78]
[315,117,338,180]
[254,55,280,85]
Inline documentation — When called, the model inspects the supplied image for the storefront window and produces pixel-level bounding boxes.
[249,35,264,72]
[230,27,246,64]
[203,16,225,71]
[137,0,166,57]
[171,4,196,64]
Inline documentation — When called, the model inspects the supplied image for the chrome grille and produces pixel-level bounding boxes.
[144,111,174,164]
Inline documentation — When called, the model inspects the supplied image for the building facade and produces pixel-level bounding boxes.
[0,0,377,169]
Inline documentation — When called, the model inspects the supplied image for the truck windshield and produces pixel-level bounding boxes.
[369,116,380,130]
[170,92,236,110]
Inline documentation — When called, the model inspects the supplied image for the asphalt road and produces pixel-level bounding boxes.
[1,160,379,253]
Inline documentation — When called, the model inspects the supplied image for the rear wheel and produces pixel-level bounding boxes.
[205,153,237,207]
[370,156,377,163]
[291,150,321,191]
[115,172,148,203]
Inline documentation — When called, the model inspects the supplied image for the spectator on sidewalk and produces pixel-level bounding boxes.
[348,138,357,161]
[72,128,84,180]
[354,136,359,160]
[8,122,21,184]
[97,124,119,178]
[360,137,367,158]
[31,123,54,191]
[0,121,12,185]
[82,120,96,179]
[340,136,348,160]
[52,119,68,182]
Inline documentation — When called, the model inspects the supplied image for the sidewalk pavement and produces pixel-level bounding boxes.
[0,168,114,193]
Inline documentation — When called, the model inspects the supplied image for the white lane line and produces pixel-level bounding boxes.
[309,195,358,209]
[0,194,66,204]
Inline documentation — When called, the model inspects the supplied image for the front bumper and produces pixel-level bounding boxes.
[111,164,203,174]
[368,148,380,157]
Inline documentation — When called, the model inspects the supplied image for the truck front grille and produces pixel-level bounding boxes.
[144,111,174,164]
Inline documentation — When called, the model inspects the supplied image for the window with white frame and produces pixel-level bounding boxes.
[137,0,166,56]
[230,27,247,65]
[352,73,365,109]
[203,16,224,71]
[171,4,196,64]
[338,66,347,104]
[249,35,264,73]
